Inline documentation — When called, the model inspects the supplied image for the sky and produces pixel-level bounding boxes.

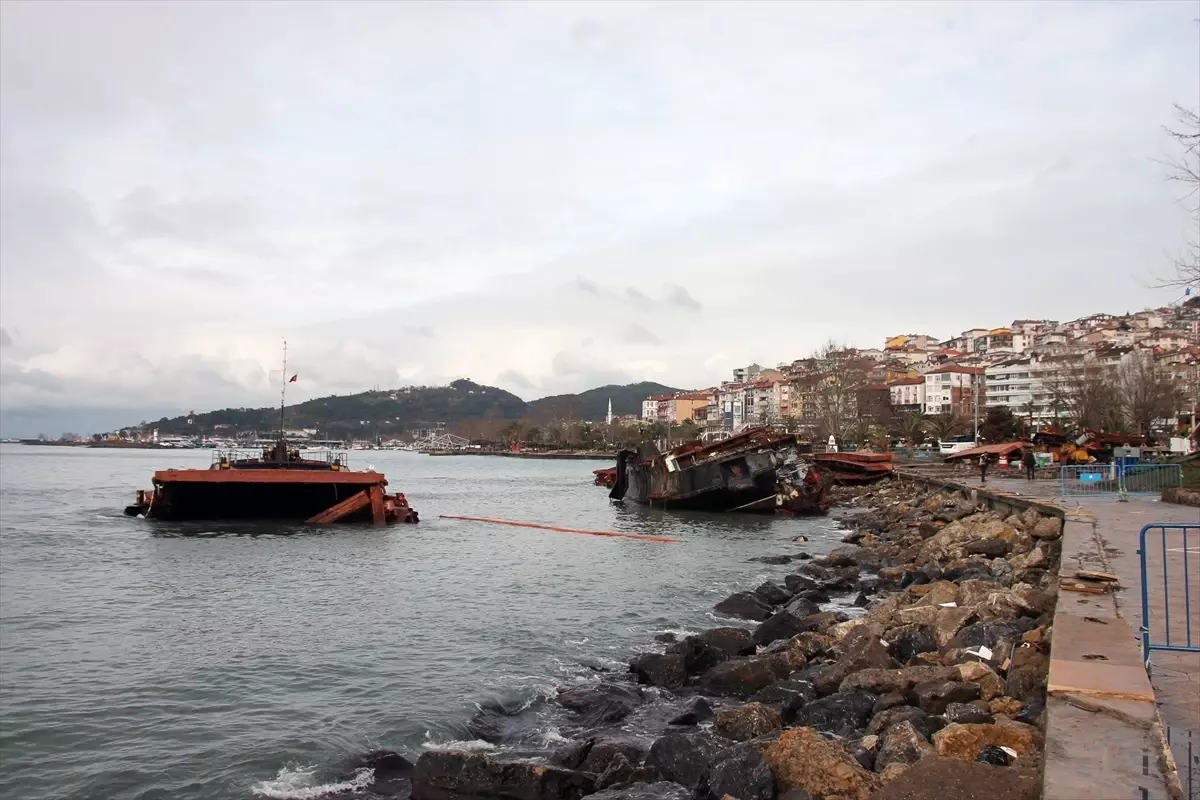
[1,0,1198,436]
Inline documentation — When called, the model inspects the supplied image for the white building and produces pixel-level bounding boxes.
[923,366,982,416]
[888,377,925,412]
[641,398,657,421]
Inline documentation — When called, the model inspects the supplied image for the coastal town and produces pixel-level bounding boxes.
[635,300,1200,454]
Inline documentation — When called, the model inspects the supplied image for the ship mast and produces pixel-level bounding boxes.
[278,339,287,460]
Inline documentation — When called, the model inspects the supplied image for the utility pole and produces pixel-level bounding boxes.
[973,371,980,444]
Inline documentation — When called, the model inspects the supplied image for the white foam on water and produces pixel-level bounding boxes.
[421,736,497,752]
[564,637,589,645]
[250,765,373,799]
[537,727,570,746]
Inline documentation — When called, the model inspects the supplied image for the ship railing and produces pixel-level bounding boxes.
[211,448,350,468]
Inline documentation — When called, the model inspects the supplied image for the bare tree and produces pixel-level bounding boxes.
[809,340,869,442]
[1049,362,1123,432]
[1157,103,1200,290]
[1118,351,1182,438]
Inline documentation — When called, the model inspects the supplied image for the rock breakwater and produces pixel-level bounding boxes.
[407,480,1060,800]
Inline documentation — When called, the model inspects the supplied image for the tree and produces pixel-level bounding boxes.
[524,425,543,446]
[678,419,700,442]
[809,340,870,442]
[898,411,926,453]
[980,406,1026,443]
[1049,362,1123,432]
[1118,351,1182,438]
[1157,103,1200,290]
[1019,400,1038,431]
[927,413,967,442]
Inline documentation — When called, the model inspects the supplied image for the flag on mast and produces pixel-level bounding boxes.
[288,374,298,383]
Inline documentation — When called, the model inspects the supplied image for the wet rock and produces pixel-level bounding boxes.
[1004,647,1049,701]
[707,741,774,800]
[885,625,938,665]
[941,703,994,725]
[784,573,820,593]
[668,696,714,726]
[955,662,1004,701]
[654,632,678,644]
[867,707,936,741]
[557,682,642,725]
[411,750,594,800]
[699,627,758,659]
[755,580,794,606]
[753,554,796,565]
[586,782,691,800]
[965,539,1009,558]
[713,702,783,742]
[550,739,594,770]
[789,632,837,660]
[579,736,651,775]
[872,755,1039,800]
[344,749,414,778]
[812,627,900,695]
[645,732,726,790]
[798,610,850,636]
[932,721,1041,762]
[947,619,1035,652]
[700,656,790,698]
[714,591,775,621]
[838,665,957,696]
[911,681,982,715]
[629,652,686,690]
[1031,517,1062,541]
[827,545,876,568]
[763,727,881,800]
[853,591,870,607]
[755,610,817,647]
[875,720,934,772]
[792,690,877,735]
[465,702,541,744]
[783,596,822,618]
[752,679,816,720]
[594,753,637,791]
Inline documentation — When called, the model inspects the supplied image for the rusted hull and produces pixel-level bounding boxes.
[124,468,418,525]
[609,427,829,516]
[593,467,617,488]
[811,452,895,486]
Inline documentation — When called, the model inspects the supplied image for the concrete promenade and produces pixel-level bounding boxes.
[898,469,1198,799]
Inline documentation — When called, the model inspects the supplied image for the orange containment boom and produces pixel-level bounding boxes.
[437,515,681,543]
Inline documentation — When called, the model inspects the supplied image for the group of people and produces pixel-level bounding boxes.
[978,447,1038,484]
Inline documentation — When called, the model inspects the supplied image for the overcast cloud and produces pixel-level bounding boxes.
[1,0,1197,435]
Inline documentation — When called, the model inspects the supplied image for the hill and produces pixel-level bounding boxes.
[525,382,683,422]
[137,380,682,438]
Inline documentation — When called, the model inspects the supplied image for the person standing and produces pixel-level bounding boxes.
[978,452,990,484]
[1022,448,1037,481]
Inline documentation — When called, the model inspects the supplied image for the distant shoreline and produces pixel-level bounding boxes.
[421,450,616,460]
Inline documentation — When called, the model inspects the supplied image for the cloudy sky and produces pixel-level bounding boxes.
[1,1,1197,435]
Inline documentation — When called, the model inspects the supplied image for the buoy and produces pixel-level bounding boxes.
[438,515,681,543]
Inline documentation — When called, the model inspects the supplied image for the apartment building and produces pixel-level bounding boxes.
[923,365,983,416]
[888,376,925,414]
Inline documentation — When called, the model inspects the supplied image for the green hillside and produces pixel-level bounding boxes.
[141,380,681,438]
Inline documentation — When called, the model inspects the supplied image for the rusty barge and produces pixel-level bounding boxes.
[608,427,831,515]
[124,442,418,524]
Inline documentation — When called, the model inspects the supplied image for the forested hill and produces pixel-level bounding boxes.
[139,380,682,438]
[525,382,683,421]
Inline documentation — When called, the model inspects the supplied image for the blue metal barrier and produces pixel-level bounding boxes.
[1061,463,1182,497]
[1138,523,1200,665]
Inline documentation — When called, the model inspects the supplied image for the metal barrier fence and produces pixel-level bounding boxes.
[1138,522,1199,665]
[1060,463,1182,497]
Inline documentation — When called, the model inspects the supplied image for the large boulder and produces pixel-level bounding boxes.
[699,627,758,658]
[792,690,877,735]
[645,732,727,790]
[932,721,1042,763]
[755,580,794,605]
[700,656,790,698]
[956,662,1004,701]
[942,703,994,725]
[752,679,817,720]
[838,665,958,696]
[965,539,1009,558]
[784,596,823,618]
[933,607,978,648]
[1031,517,1062,540]
[556,683,642,726]
[668,696,714,726]
[714,591,775,621]
[812,626,900,695]
[755,610,817,646]
[713,702,783,742]
[411,751,594,800]
[885,625,938,664]
[867,706,937,741]
[669,629,755,676]
[629,652,686,690]
[872,755,1040,800]
[947,619,1035,652]
[788,632,838,660]
[706,741,775,800]
[916,517,1015,568]
[911,681,982,715]
[763,727,882,800]
[874,720,935,772]
[578,736,651,776]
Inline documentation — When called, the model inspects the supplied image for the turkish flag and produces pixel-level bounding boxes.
[288,374,298,383]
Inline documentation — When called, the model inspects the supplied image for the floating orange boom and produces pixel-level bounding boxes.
[437,515,681,543]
